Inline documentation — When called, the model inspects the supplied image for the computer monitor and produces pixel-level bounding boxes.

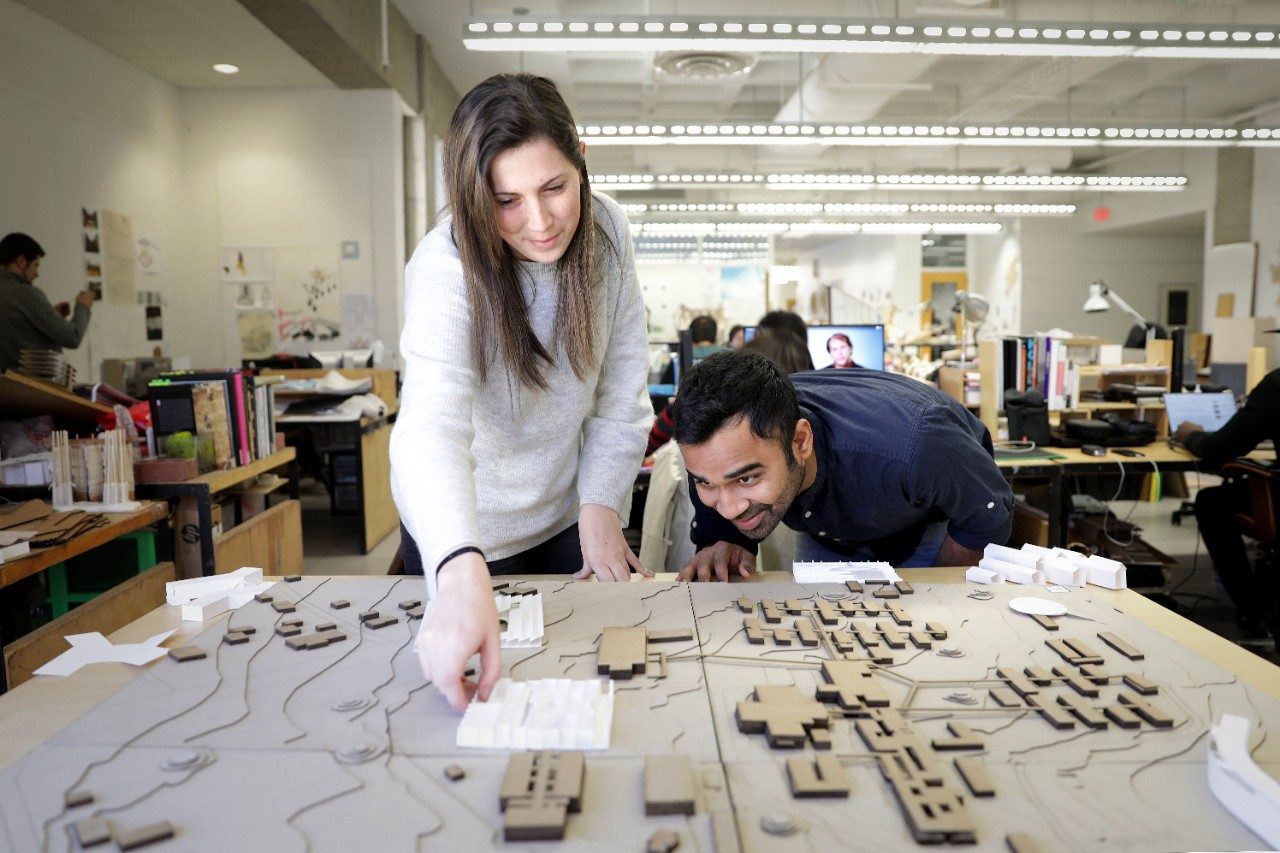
[806,324,886,372]
[1163,390,1238,433]
[743,326,757,343]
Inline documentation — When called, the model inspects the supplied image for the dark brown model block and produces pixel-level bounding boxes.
[644,754,696,815]
[1062,638,1104,665]
[275,624,301,637]
[281,618,302,627]
[886,602,913,626]
[1117,693,1174,727]
[883,774,976,844]
[736,596,754,613]
[894,580,914,595]
[366,616,399,629]
[845,580,862,594]
[924,622,948,640]
[1078,665,1112,685]
[597,626,647,679]
[815,599,839,626]
[761,600,782,624]
[736,684,830,748]
[271,600,296,614]
[996,667,1039,700]
[1102,705,1142,729]
[795,620,820,647]
[1097,631,1144,660]
[931,721,984,751]
[499,752,583,842]
[873,585,900,599]
[168,646,206,662]
[330,599,350,609]
[1056,694,1108,729]
[222,631,249,645]
[647,628,694,644]
[1034,703,1077,730]
[115,820,175,850]
[1121,673,1159,696]
[254,592,273,603]
[398,599,422,610]
[786,754,851,798]
[816,659,890,710]
[1051,665,1100,697]
[908,630,933,649]
[783,599,806,615]
[71,817,111,847]
[990,687,1024,708]
[315,622,336,632]
[283,574,302,582]
[771,627,795,646]
[358,610,379,623]
[954,756,995,797]
[444,764,465,782]
[743,618,765,645]
[1031,614,1059,632]
[1023,666,1053,686]
[878,626,907,649]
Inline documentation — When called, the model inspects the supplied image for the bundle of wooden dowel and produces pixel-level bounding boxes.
[51,430,73,509]
[101,428,132,505]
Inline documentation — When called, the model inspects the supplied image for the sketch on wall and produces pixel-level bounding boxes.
[219,247,276,284]
[275,247,341,343]
[238,311,276,359]
[101,209,136,306]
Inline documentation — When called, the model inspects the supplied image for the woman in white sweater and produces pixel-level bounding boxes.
[390,74,652,711]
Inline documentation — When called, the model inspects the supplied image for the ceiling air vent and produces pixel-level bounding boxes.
[655,51,757,79]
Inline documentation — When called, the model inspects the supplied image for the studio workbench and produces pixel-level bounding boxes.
[1,569,1277,851]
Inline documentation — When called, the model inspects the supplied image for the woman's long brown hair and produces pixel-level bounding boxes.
[444,73,610,391]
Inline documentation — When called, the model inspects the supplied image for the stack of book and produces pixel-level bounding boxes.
[18,349,75,387]
[992,336,1080,411]
[148,369,278,471]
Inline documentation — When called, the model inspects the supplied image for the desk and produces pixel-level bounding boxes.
[1,568,1277,851]
[135,448,300,578]
[277,410,398,554]
[0,502,168,591]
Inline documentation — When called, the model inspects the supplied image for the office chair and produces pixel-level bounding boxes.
[1220,459,1279,633]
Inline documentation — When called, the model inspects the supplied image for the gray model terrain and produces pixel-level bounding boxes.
[0,575,1276,851]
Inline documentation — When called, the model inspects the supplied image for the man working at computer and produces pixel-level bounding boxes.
[672,350,1014,580]
[1174,367,1280,641]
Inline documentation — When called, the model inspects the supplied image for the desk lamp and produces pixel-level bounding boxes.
[952,290,989,363]
[1083,280,1165,347]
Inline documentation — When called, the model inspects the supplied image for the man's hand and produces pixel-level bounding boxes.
[75,290,95,307]
[54,301,71,317]
[677,541,756,582]
[416,552,500,712]
[935,534,982,567]
[574,503,652,581]
[1174,421,1204,444]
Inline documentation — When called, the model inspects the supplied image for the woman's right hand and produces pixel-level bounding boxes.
[417,551,501,712]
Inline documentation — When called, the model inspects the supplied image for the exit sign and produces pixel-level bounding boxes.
[1093,206,1111,222]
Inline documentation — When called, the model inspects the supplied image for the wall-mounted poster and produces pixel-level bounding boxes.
[101,209,136,306]
[219,246,275,283]
[275,246,340,343]
[238,311,276,359]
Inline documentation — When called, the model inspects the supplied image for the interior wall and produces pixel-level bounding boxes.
[0,0,185,382]
[790,233,921,343]
[635,262,765,342]
[1019,218,1205,342]
[968,225,1022,337]
[179,88,407,367]
[1251,147,1280,323]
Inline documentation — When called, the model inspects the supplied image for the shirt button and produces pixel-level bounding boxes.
[804,511,812,518]
[691,521,697,528]
[819,531,827,537]
[987,501,995,509]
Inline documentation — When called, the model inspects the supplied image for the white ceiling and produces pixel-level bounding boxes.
[401,0,1280,183]
[18,0,330,88]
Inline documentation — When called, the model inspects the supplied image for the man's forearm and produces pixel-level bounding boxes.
[935,534,982,567]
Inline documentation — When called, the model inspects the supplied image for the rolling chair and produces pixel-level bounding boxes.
[1220,459,1279,633]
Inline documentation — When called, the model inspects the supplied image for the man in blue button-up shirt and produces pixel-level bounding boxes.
[672,350,1014,581]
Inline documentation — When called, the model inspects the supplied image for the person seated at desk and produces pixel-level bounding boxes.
[671,350,1014,581]
[1174,367,1280,641]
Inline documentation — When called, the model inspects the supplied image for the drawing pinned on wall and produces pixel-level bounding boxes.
[233,282,272,310]
[135,237,163,276]
[275,247,340,343]
[341,294,375,346]
[219,247,275,284]
[82,206,101,302]
[238,311,276,359]
[145,306,163,341]
[101,209,136,306]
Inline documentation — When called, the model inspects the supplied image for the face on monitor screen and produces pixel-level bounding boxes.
[806,325,885,371]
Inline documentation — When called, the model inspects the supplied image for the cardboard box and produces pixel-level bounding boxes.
[134,457,198,484]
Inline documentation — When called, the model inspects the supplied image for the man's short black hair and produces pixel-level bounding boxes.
[673,350,801,457]
[689,315,717,343]
[757,310,807,342]
[727,324,745,343]
[0,233,44,266]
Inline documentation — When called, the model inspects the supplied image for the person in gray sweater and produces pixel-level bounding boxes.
[391,74,652,711]
[0,233,94,371]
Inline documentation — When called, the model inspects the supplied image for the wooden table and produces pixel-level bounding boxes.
[2,567,1276,775]
[0,501,168,590]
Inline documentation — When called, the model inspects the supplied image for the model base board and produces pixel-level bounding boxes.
[1,575,1277,851]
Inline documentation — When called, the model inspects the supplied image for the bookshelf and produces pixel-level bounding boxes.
[0,370,110,425]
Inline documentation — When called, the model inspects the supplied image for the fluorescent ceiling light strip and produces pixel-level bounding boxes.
[595,172,1183,193]
[580,124,1269,148]
[626,202,1073,216]
[465,17,1280,59]
[635,220,1003,235]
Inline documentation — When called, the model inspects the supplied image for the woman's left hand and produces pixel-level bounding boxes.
[574,503,653,582]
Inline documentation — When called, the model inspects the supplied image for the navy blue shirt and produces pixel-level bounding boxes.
[689,369,1014,563]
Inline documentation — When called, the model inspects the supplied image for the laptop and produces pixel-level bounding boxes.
[1163,390,1238,434]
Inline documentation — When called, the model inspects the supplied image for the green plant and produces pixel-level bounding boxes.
[163,431,195,459]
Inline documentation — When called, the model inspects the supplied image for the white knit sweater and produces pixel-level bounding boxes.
[391,192,652,596]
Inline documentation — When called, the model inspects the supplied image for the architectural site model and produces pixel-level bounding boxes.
[1,561,1278,851]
